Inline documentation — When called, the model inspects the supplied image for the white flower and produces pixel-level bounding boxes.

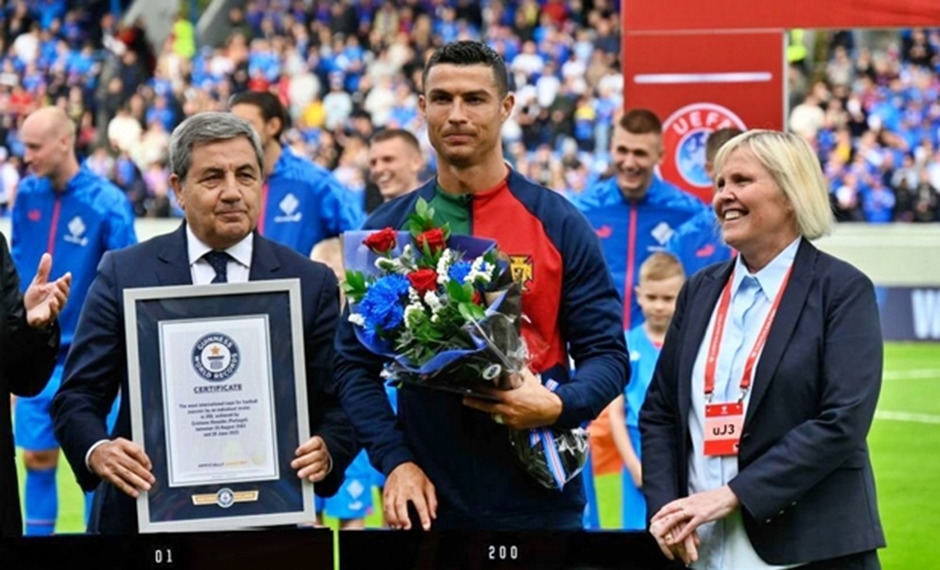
[400,244,415,263]
[408,287,421,303]
[375,257,401,272]
[404,303,425,330]
[348,313,365,326]
[423,290,443,314]
[436,249,455,284]
[467,257,493,284]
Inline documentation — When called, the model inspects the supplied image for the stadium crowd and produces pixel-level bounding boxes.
[0,1,934,223]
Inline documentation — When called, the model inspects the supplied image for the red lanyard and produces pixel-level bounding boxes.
[704,266,793,401]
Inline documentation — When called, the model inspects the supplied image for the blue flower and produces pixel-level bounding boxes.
[448,261,472,285]
[359,274,410,335]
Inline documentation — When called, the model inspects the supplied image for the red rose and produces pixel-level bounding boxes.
[408,268,439,296]
[362,227,397,254]
[415,228,446,254]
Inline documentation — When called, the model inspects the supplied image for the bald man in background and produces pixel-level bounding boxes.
[12,106,136,535]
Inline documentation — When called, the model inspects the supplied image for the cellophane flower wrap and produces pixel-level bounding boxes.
[341,198,587,491]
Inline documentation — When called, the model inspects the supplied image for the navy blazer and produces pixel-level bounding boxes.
[641,238,886,564]
[51,224,356,534]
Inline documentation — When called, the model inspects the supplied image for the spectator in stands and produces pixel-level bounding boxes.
[912,167,940,222]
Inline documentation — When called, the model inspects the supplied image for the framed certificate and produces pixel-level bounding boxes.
[123,280,313,533]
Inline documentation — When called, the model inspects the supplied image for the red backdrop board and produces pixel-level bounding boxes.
[623,31,785,203]
[623,0,940,32]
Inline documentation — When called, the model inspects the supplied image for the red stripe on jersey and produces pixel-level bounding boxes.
[471,180,567,373]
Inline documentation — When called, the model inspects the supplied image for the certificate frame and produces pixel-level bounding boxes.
[124,279,313,533]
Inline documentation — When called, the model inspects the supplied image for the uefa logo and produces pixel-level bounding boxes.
[661,103,747,191]
[192,333,241,381]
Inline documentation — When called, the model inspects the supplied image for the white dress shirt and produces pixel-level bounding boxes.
[186,225,253,284]
[687,237,802,570]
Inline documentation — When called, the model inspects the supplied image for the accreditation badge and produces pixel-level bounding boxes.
[703,402,744,456]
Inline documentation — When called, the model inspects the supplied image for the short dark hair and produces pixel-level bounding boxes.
[705,127,744,163]
[422,40,509,97]
[619,108,663,136]
[370,128,420,152]
[227,90,290,139]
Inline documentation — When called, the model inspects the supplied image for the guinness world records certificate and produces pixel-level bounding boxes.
[124,280,313,532]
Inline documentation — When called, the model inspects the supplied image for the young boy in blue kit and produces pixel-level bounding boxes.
[608,252,685,530]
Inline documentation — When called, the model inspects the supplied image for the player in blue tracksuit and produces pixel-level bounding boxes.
[574,108,704,525]
[576,169,704,329]
[12,107,137,535]
[664,208,733,278]
[229,91,363,257]
[664,127,743,278]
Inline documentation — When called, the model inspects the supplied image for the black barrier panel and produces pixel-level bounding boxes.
[338,530,678,570]
[0,528,333,570]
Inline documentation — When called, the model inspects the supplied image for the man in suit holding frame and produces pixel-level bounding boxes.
[51,112,356,534]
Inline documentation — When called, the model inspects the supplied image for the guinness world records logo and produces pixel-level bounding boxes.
[192,333,240,381]
[661,103,747,191]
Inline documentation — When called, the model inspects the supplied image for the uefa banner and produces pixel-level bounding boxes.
[622,30,784,203]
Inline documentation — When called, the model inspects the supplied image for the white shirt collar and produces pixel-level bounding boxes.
[186,224,254,270]
[731,236,800,301]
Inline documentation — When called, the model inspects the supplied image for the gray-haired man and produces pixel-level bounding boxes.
[52,112,356,534]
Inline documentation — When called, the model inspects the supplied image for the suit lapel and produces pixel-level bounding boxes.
[155,223,194,285]
[248,234,282,281]
[678,261,734,427]
[744,239,817,424]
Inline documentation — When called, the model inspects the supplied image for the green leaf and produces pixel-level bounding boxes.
[415,197,428,218]
[458,302,486,323]
[446,279,470,303]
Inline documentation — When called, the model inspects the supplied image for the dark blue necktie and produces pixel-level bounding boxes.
[203,250,230,284]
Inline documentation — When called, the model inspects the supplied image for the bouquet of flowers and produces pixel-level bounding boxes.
[342,198,588,491]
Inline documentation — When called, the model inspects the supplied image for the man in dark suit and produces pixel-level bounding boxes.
[51,112,356,534]
[0,244,71,537]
